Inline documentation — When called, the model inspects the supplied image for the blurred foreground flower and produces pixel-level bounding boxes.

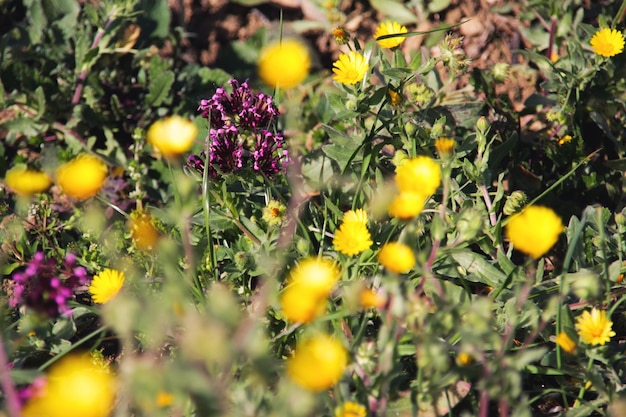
[575,308,615,346]
[378,242,415,273]
[332,51,369,85]
[4,165,51,195]
[395,156,441,195]
[374,20,408,49]
[56,154,107,200]
[333,209,372,256]
[89,269,125,304]
[505,205,563,259]
[555,332,576,353]
[9,252,89,317]
[590,28,625,57]
[129,210,160,251]
[287,334,347,391]
[335,401,367,417]
[287,257,340,295]
[22,354,116,417]
[258,39,310,89]
[434,137,455,158]
[388,191,426,219]
[146,115,198,157]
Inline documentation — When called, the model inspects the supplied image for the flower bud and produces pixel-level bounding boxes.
[503,190,528,216]
[492,62,510,82]
[476,116,490,135]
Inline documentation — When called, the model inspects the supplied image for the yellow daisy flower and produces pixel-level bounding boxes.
[262,199,286,227]
[146,115,197,157]
[258,39,311,89]
[374,20,408,49]
[590,28,625,57]
[335,401,367,417]
[333,209,372,256]
[89,269,125,304]
[378,242,415,273]
[434,137,455,158]
[287,334,347,391]
[555,332,576,353]
[280,282,328,323]
[56,154,108,200]
[332,51,369,85]
[575,308,616,346]
[388,191,426,219]
[22,354,116,417]
[286,257,341,296]
[4,165,52,196]
[343,208,369,225]
[505,205,563,259]
[395,156,441,196]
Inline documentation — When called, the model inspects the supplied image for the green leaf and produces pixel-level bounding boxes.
[370,0,417,24]
[34,86,46,119]
[147,69,175,107]
[450,250,507,287]
[24,0,47,43]
[428,0,451,13]
[321,125,362,172]
[386,381,471,416]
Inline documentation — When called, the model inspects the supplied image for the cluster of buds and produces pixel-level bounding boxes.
[189,79,288,179]
[9,252,89,318]
[439,34,471,74]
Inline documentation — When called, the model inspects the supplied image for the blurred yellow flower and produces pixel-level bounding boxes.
[388,191,425,219]
[374,20,408,49]
[156,391,174,408]
[335,401,367,417]
[333,209,372,256]
[434,137,455,157]
[287,257,340,296]
[590,28,625,57]
[280,282,328,323]
[359,288,386,309]
[258,39,310,89]
[557,135,572,146]
[332,27,350,45]
[4,165,51,195]
[146,115,197,157]
[378,242,415,273]
[332,51,369,85]
[287,334,347,391]
[56,154,108,200]
[129,210,160,251]
[395,156,441,195]
[555,332,576,353]
[89,269,125,304]
[505,205,563,259]
[575,308,616,346]
[22,354,116,417]
[456,352,473,366]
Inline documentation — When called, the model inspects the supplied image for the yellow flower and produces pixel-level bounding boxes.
[287,334,347,391]
[129,210,160,251]
[332,27,350,45]
[359,288,386,309]
[388,89,402,107]
[89,269,125,304]
[590,28,625,57]
[56,154,108,200]
[333,209,372,256]
[388,192,426,219]
[434,137,455,157]
[146,115,197,157]
[286,257,341,296]
[156,391,174,408]
[262,199,286,227]
[22,354,116,417]
[258,39,311,89]
[374,20,408,49]
[575,308,616,346]
[456,352,473,366]
[280,282,328,323]
[335,401,367,417]
[555,332,576,353]
[505,205,563,259]
[4,165,51,195]
[332,51,369,85]
[557,135,572,146]
[395,156,441,195]
[378,242,415,273]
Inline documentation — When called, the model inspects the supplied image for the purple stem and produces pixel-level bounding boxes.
[0,335,22,417]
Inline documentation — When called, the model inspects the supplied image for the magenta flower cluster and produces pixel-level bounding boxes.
[9,252,89,318]
[189,79,287,178]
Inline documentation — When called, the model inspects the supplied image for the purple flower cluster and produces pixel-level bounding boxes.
[9,252,89,318]
[190,79,288,178]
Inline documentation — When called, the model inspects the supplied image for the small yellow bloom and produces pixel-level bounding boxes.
[146,115,197,157]
[374,20,408,49]
[262,199,286,227]
[335,401,367,417]
[378,242,415,273]
[22,354,116,417]
[332,51,369,85]
[557,135,572,146]
[555,332,576,353]
[505,205,563,259]
[395,156,441,196]
[590,28,625,57]
[333,210,372,256]
[287,334,347,391]
[286,257,341,296]
[388,192,426,219]
[575,308,616,346]
[129,210,160,251]
[456,352,473,366]
[434,137,455,157]
[388,89,402,107]
[4,165,51,195]
[89,269,125,304]
[258,39,311,89]
[550,51,559,62]
[332,27,350,45]
[156,391,174,408]
[359,288,386,309]
[56,154,108,200]
[280,282,328,323]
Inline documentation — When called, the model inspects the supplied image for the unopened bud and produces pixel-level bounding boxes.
[503,191,528,216]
